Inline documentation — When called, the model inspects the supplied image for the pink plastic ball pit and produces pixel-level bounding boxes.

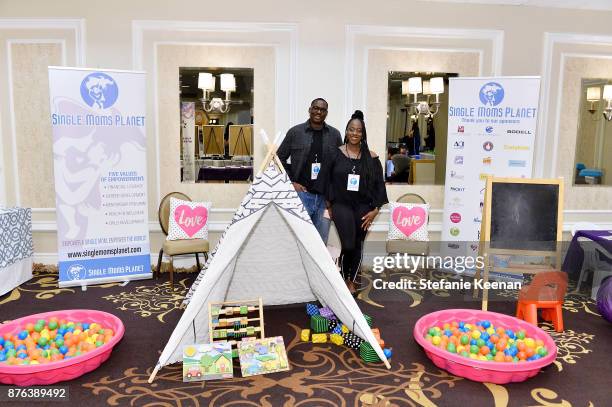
[413,309,557,384]
[0,309,125,386]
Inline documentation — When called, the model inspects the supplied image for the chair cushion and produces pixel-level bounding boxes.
[167,197,211,240]
[387,202,429,242]
[386,239,429,255]
[163,239,209,256]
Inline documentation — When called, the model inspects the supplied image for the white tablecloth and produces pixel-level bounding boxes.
[0,207,33,296]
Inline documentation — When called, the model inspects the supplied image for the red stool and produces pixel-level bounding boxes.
[516,271,568,332]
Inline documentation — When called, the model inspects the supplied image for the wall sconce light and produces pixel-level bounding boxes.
[198,72,235,113]
[586,85,612,121]
[402,76,444,118]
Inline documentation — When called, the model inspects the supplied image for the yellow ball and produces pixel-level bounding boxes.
[457,345,464,353]
[472,330,481,339]
[478,355,487,361]
[525,338,535,348]
[86,338,95,344]
[73,329,82,336]
[432,336,441,346]
[486,327,495,335]
[469,353,478,359]
[30,360,40,365]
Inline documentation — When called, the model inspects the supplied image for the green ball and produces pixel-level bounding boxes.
[22,360,29,365]
[460,351,470,357]
[95,341,104,347]
[6,349,16,358]
[50,349,60,355]
[42,350,49,358]
[446,343,457,353]
[470,345,479,354]
[513,357,519,362]
[48,321,58,330]
[75,351,81,356]
[517,330,525,340]
[34,323,44,333]
[486,354,494,361]
[428,328,436,336]
[538,347,547,356]
[460,335,469,345]
[37,337,48,347]
[59,324,67,330]
[491,348,497,356]
[37,319,46,326]
[476,338,486,347]
[98,329,105,335]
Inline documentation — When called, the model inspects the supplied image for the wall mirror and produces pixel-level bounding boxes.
[179,67,254,184]
[573,78,612,186]
[386,71,457,185]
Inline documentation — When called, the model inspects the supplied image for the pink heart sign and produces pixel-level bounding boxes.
[393,206,426,237]
[174,205,208,237]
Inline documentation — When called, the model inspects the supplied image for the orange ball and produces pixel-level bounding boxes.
[25,323,35,332]
[504,355,513,362]
[526,348,535,358]
[31,332,40,341]
[517,342,526,352]
[517,351,527,360]
[494,353,505,362]
[480,346,490,355]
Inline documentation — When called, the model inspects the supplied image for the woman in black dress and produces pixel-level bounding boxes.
[327,110,388,294]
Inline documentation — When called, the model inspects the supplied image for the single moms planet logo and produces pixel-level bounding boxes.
[479,82,504,106]
[80,72,118,109]
[67,264,86,281]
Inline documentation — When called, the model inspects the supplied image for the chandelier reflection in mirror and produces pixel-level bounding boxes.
[198,72,236,113]
[586,84,612,121]
[402,76,445,118]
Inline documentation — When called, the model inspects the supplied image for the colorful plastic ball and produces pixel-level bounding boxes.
[383,348,393,358]
[17,352,27,359]
[0,354,5,362]
[59,346,69,355]
[16,345,26,352]
[38,337,48,347]
[17,331,28,340]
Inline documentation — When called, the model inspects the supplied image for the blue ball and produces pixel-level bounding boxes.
[16,345,26,351]
[481,320,491,329]
[0,338,4,346]
[17,352,27,359]
[504,349,511,356]
[67,327,74,333]
[470,339,477,346]
[459,322,465,329]
[59,346,69,355]
[44,345,50,350]
[444,329,453,337]
[486,341,494,349]
[533,354,541,360]
[57,328,65,336]
[82,323,90,330]
[18,331,28,340]
[4,342,14,349]
[506,329,515,339]
[383,348,393,358]
[0,354,5,362]
[481,332,490,341]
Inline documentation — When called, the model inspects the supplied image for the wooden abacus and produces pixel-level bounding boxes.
[208,298,265,352]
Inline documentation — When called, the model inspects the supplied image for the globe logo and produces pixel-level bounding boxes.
[313,166,320,174]
[350,178,357,185]
[80,72,118,109]
[67,264,86,281]
[479,82,504,106]
[485,126,494,133]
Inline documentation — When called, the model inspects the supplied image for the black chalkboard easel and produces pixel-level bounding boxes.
[476,176,564,310]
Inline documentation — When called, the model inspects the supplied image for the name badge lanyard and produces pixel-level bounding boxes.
[347,163,360,191]
[311,154,321,180]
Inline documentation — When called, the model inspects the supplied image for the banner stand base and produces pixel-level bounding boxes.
[59,273,152,289]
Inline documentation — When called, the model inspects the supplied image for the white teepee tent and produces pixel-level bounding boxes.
[148,137,389,382]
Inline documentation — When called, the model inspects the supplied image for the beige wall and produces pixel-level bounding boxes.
[2,0,612,261]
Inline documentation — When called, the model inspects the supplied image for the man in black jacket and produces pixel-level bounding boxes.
[277,98,342,243]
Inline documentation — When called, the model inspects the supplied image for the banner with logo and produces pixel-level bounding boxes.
[49,67,151,287]
[442,77,539,257]
[181,102,196,182]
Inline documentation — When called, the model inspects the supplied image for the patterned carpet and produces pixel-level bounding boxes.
[0,265,609,407]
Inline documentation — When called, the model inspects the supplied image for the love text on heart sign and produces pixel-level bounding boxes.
[174,205,208,237]
[392,206,426,237]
